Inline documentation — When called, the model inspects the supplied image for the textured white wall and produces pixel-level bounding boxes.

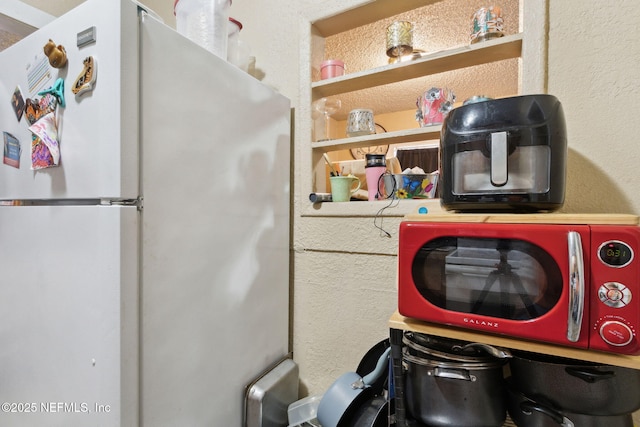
[548,0,640,215]
[19,0,640,405]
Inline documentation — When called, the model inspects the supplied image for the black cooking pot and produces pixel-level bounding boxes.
[506,378,634,427]
[403,349,506,427]
[509,350,640,416]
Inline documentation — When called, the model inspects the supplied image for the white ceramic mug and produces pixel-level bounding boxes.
[330,176,361,202]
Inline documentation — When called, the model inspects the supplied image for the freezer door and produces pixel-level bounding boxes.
[0,0,138,200]
[0,205,139,427]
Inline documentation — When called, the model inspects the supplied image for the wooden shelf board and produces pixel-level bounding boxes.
[311,125,441,152]
[389,311,640,370]
[312,0,442,37]
[312,34,523,99]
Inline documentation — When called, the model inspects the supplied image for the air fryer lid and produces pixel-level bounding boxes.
[440,94,567,211]
[443,94,564,136]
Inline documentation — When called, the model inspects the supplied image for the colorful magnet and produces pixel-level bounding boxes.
[27,53,53,96]
[37,78,65,108]
[30,135,55,170]
[43,39,68,68]
[3,132,21,169]
[29,112,60,170]
[11,86,25,122]
[25,94,58,126]
[38,93,58,115]
[72,56,97,96]
[24,98,41,125]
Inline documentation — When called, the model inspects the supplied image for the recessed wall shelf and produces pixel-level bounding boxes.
[312,33,523,100]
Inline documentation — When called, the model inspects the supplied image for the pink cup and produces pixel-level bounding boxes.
[365,154,387,201]
[365,166,387,201]
[320,60,345,79]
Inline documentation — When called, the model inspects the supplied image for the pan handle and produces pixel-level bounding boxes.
[361,347,391,386]
[433,366,475,382]
[565,367,615,383]
[567,231,584,342]
[520,402,575,427]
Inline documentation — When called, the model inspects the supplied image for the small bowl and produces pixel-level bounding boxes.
[383,173,438,199]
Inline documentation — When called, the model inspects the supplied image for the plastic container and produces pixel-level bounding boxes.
[287,395,322,427]
[227,17,242,62]
[227,17,251,72]
[174,0,231,59]
[320,60,345,80]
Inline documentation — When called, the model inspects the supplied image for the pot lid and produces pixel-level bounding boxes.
[404,332,511,363]
[229,17,243,30]
[403,349,503,369]
[321,59,345,68]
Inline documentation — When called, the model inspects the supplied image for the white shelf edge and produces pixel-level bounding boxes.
[311,125,442,152]
[302,198,443,218]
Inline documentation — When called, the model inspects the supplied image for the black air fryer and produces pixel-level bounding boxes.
[440,94,567,212]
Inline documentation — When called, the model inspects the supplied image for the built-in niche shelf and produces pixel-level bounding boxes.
[312,33,523,100]
[303,0,544,197]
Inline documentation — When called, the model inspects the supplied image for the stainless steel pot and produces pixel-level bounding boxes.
[403,349,506,427]
[506,378,634,427]
[509,350,640,416]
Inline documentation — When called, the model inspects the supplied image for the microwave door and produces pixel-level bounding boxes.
[445,247,538,319]
[567,231,585,342]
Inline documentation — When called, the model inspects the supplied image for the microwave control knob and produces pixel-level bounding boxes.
[598,282,632,308]
[599,320,634,347]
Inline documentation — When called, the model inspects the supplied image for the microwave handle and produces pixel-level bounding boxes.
[567,231,585,342]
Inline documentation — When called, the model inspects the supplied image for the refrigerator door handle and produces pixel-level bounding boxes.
[135,1,163,23]
[100,197,142,209]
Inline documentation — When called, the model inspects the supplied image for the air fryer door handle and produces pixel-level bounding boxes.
[567,231,585,342]
[490,131,508,186]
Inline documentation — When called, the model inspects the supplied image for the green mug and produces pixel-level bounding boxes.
[330,176,361,202]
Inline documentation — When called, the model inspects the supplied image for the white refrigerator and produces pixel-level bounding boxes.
[0,1,291,426]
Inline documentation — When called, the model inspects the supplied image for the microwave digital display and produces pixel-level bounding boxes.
[598,240,633,267]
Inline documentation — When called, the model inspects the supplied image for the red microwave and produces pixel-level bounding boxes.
[398,213,640,355]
